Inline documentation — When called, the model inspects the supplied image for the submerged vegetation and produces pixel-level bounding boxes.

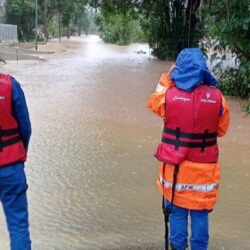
[95,11,144,45]
[2,0,249,102]
[91,0,249,101]
[244,103,250,114]
[204,0,250,100]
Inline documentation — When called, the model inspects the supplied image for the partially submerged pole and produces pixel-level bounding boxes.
[58,11,61,42]
[35,0,38,50]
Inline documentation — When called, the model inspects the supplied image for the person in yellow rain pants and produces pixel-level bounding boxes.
[147,48,230,250]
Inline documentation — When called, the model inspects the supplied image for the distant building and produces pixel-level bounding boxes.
[0,1,18,43]
[0,24,18,43]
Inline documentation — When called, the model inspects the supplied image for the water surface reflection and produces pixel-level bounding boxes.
[0,35,249,250]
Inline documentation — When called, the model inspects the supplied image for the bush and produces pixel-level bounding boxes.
[214,60,250,98]
[244,103,250,114]
[96,12,145,45]
[204,0,250,100]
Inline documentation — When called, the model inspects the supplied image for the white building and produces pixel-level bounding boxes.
[0,1,18,43]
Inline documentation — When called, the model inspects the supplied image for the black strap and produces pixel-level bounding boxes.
[201,129,209,152]
[0,127,1,152]
[162,164,179,250]
[163,127,217,140]
[0,127,19,137]
[0,136,21,152]
[162,137,217,148]
[170,165,179,209]
[0,127,20,152]
[175,127,180,150]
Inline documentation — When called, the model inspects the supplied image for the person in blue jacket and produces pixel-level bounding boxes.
[0,73,31,250]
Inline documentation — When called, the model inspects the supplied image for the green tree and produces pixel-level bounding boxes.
[81,9,91,35]
[139,0,202,60]
[205,0,250,62]
[90,0,143,45]
[5,0,36,40]
[5,0,89,41]
[95,11,134,45]
[204,0,250,98]
[90,0,202,57]
[62,0,74,38]
[61,0,90,38]
[73,0,88,36]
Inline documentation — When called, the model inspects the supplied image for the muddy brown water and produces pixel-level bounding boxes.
[0,36,249,250]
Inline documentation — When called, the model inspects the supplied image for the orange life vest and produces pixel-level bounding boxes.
[0,73,27,167]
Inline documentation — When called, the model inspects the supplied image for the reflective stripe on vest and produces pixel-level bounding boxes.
[159,177,219,192]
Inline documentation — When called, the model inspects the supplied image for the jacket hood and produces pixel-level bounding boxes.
[170,48,218,92]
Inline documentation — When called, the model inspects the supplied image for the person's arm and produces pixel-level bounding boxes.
[12,78,32,151]
[147,68,175,117]
[217,95,230,137]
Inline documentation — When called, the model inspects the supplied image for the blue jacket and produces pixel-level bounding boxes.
[11,78,32,151]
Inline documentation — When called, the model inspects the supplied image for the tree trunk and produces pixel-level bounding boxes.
[67,24,70,39]
[186,0,201,47]
[44,0,50,41]
[163,0,170,34]
[78,15,81,36]
[58,11,61,42]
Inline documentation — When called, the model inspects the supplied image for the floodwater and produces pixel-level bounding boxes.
[1,35,250,250]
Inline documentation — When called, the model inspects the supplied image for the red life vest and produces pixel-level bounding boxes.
[0,73,27,166]
[155,85,222,164]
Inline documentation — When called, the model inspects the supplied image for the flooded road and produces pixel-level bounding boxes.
[1,35,250,250]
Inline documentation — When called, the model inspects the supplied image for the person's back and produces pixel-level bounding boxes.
[156,84,222,165]
[147,48,230,250]
[0,72,31,250]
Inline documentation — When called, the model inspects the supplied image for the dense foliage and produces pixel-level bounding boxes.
[204,0,250,99]
[91,0,202,59]
[5,0,36,40]
[140,0,203,60]
[95,12,144,45]
[91,0,249,101]
[3,0,250,104]
[91,1,144,45]
[245,103,250,114]
[5,0,90,41]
